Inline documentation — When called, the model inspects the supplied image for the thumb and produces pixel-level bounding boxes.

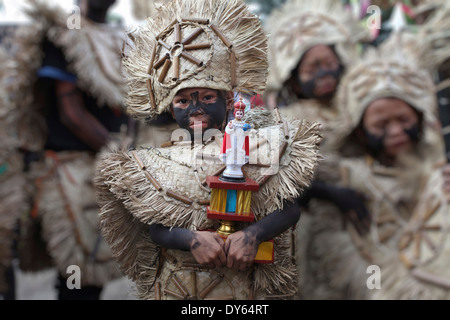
[223,236,232,254]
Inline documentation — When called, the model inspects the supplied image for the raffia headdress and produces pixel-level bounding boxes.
[265,0,370,92]
[123,0,268,121]
[416,1,450,75]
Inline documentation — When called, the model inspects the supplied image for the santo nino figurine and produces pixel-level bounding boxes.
[220,101,251,181]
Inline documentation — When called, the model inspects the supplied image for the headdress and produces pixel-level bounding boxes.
[416,1,450,74]
[123,0,268,121]
[265,0,370,92]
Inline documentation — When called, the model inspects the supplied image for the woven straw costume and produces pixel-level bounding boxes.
[265,0,369,139]
[12,0,129,288]
[0,48,27,297]
[95,0,322,300]
[297,28,450,299]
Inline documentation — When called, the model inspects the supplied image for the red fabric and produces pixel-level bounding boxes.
[250,94,264,109]
[245,136,249,156]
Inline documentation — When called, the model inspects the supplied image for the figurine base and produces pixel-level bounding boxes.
[219,175,246,183]
[206,207,255,222]
[206,175,260,191]
[222,164,246,180]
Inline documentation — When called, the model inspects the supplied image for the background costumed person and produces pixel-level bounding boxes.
[264,0,373,295]
[0,47,27,300]
[299,28,450,299]
[12,0,133,299]
[95,0,322,300]
[265,0,369,138]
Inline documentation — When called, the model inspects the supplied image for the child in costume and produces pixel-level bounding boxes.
[95,0,322,300]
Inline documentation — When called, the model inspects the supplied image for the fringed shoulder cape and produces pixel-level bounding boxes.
[13,0,127,152]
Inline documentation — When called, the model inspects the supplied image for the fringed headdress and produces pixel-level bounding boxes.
[123,0,268,122]
[11,0,128,151]
[265,0,370,92]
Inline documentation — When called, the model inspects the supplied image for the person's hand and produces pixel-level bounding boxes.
[330,186,371,235]
[442,164,450,194]
[228,121,233,129]
[224,230,258,271]
[190,231,226,268]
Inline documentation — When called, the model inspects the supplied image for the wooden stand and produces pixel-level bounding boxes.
[206,175,274,264]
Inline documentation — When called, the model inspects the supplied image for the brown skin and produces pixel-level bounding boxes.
[361,98,419,165]
[224,229,259,271]
[290,44,341,100]
[189,231,227,268]
[55,81,111,152]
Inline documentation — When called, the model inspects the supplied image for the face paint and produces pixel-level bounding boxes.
[172,91,228,135]
[297,65,344,100]
[363,127,385,156]
[363,123,421,156]
[404,123,421,143]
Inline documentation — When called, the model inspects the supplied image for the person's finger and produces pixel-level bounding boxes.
[224,237,231,255]
[226,254,235,270]
[217,246,227,267]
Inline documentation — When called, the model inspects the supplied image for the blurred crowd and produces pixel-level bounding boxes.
[0,0,450,300]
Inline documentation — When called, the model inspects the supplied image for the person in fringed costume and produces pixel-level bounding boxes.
[265,0,373,297]
[0,48,27,300]
[265,0,369,139]
[13,0,134,299]
[95,0,322,300]
[299,18,450,298]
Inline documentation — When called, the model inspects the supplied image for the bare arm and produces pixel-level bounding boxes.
[149,200,300,271]
[148,225,227,268]
[55,80,111,152]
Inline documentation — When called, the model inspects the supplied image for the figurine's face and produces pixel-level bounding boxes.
[171,88,230,134]
[235,110,244,120]
[361,98,421,158]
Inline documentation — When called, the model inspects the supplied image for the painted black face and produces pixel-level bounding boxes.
[172,90,227,136]
[296,65,344,100]
[363,123,421,156]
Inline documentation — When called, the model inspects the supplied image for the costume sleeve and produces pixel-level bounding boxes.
[94,147,159,294]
